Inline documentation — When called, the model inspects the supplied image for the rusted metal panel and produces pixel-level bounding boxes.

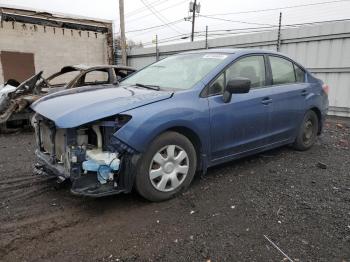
[1,51,35,82]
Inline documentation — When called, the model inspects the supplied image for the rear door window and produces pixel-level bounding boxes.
[294,64,305,82]
[269,56,296,85]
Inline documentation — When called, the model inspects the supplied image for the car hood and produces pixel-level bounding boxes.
[31,85,173,128]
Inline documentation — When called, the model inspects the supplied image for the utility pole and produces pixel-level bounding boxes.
[189,0,200,42]
[276,12,282,52]
[155,34,159,61]
[205,25,208,49]
[191,0,196,42]
[119,0,127,65]
[152,34,159,61]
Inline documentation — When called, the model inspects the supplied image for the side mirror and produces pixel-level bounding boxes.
[223,77,251,103]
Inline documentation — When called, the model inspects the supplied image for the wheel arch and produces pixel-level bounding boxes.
[158,125,205,172]
[309,106,322,134]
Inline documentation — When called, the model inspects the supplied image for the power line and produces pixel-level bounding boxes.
[126,18,185,33]
[195,18,350,35]
[140,18,350,46]
[141,27,279,46]
[141,33,191,46]
[194,25,282,33]
[202,0,350,17]
[126,0,349,36]
[140,0,184,34]
[125,0,170,16]
[143,0,184,33]
[126,0,188,23]
[126,0,350,41]
[199,15,277,27]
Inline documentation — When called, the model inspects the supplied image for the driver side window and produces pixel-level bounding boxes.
[226,55,266,88]
[207,55,266,96]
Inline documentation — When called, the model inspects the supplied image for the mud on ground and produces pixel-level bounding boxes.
[0,117,349,262]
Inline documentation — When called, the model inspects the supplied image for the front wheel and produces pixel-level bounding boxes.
[293,110,319,151]
[135,131,197,202]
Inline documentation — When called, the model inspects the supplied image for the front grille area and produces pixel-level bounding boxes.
[40,123,53,154]
[39,122,66,162]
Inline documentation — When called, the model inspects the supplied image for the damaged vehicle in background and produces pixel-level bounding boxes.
[31,49,329,202]
[0,65,135,132]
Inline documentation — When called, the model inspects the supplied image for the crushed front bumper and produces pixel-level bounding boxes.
[35,149,66,178]
[35,149,138,197]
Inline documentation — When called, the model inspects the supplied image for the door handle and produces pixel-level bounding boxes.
[301,90,309,96]
[261,97,273,105]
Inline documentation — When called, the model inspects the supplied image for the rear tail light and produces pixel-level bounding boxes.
[322,84,329,95]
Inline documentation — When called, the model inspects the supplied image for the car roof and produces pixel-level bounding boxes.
[181,48,282,56]
[60,65,136,73]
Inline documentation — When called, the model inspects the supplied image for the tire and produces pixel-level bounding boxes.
[135,131,197,202]
[293,110,319,151]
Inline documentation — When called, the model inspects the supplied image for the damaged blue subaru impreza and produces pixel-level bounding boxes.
[31,49,329,201]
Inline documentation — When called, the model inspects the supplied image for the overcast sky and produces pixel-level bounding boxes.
[1,0,350,46]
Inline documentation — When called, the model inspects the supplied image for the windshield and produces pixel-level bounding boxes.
[120,53,228,90]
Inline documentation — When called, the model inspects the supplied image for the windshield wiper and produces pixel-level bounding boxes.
[135,83,160,91]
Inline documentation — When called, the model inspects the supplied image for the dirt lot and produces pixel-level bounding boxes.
[0,117,349,262]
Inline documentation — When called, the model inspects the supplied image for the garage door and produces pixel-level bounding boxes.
[1,51,35,82]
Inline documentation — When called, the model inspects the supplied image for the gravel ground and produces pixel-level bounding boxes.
[0,117,349,262]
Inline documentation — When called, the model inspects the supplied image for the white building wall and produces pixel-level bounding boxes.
[128,20,350,117]
[0,21,109,83]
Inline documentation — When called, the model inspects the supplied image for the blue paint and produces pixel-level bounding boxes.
[32,49,328,171]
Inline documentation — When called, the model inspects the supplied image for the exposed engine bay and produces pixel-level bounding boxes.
[33,113,138,197]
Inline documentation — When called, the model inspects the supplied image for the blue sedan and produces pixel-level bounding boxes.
[31,49,329,201]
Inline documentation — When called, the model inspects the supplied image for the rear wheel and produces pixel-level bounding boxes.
[135,131,197,202]
[293,110,319,151]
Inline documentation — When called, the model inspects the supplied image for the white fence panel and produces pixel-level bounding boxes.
[128,20,350,117]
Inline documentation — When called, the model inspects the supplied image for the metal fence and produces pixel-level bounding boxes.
[127,20,350,117]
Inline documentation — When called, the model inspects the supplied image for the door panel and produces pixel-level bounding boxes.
[208,55,272,162]
[267,56,308,142]
[268,83,309,142]
[208,88,272,161]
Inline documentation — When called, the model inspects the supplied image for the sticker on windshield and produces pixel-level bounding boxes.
[202,54,227,59]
